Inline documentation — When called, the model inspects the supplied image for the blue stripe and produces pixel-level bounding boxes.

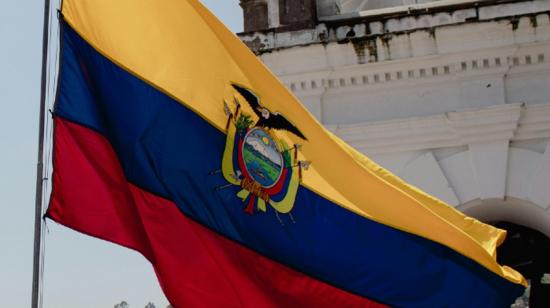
[54,21,524,307]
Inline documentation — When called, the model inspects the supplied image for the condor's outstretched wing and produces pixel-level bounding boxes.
[264,113,307,140]
[232,84,263,118]
[232,84,307,140]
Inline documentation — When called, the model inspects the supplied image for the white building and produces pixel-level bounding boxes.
[238,0,550,304]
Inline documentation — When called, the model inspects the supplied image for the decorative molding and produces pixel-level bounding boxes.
[330,103,550,154]
[515,103,550,141]
[447,104,521,144]
[280,43,549,94]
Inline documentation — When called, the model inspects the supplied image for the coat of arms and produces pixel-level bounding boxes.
[216,84,310,221]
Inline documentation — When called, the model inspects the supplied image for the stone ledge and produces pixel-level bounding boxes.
[278,42,549,94]
[239,1,550,54]
[332,103,550,154]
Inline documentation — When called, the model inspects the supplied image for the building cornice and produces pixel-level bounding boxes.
[320,0,525,23]
[239,0,550,54]
[278,41,549,96]
[331,103,550,154]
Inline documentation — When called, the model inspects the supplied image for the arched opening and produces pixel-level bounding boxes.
[460,199,550,307]
[494,222,550,307]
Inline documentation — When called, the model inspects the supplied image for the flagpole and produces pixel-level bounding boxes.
[32,0,52,307]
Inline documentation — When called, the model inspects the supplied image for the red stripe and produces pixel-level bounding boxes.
[48,118,387,308]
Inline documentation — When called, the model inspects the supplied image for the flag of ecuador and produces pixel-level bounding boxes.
[47,0,526,306]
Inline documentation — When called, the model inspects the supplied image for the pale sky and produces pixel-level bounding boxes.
[0,1,243,307]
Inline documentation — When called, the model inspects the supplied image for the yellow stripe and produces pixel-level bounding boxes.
[61,0,526,286]
[330,132,525,284]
